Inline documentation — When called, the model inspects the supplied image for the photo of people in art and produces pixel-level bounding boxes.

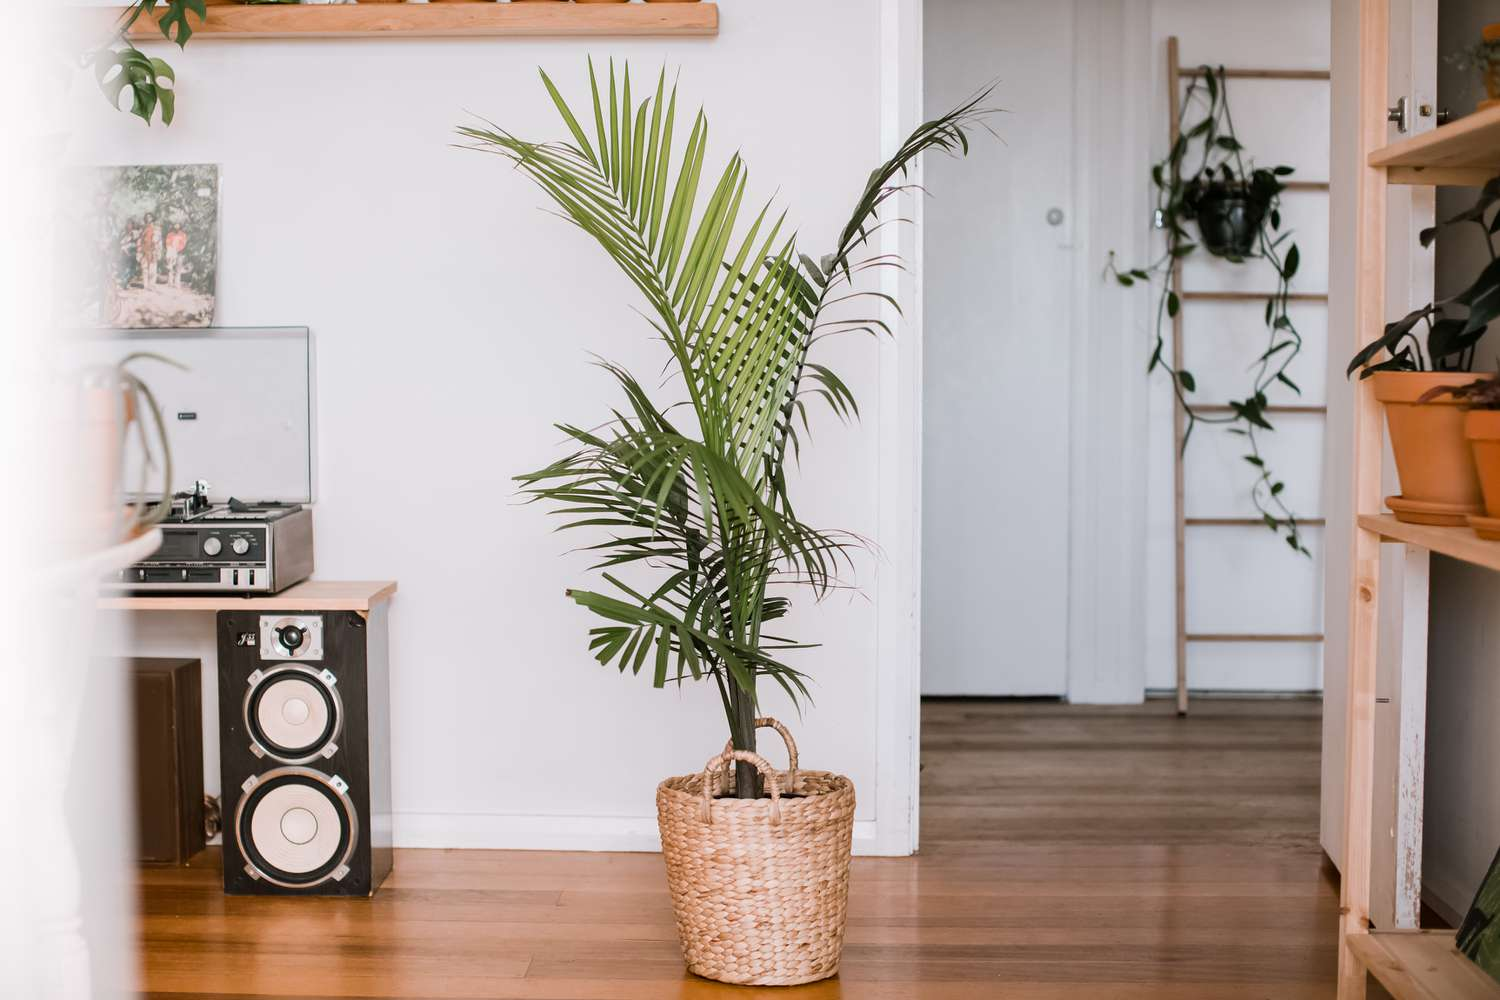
[70,164,219,329]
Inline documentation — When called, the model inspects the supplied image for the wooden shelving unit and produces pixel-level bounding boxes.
[1337,4,1500,997]
[1359,514,1500,574]
[1370,102,1500,187]
[1349,931,1499,1000]
[118,2,719,40]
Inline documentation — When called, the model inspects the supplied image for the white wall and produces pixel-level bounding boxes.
[75,0,919,853]
[1142,0,1332,694]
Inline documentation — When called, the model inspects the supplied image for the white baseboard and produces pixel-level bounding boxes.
[393,812,884,855]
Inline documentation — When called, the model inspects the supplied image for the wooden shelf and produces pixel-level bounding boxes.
[1348,931,1500,1000]
[1369,103,1500,187]
[99,579,397,612]
[1185,633,1324,643]
[120,2,719,40]
[1185,517,1327,526]
[1180,290,1329,302]
[1359,514,1500,574]
[1180,67,1329,81]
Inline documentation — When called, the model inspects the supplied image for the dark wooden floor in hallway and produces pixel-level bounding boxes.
[140,697,1339,999]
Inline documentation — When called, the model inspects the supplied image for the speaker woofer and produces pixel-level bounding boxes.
[234,767,357,889]
[243,666,342,763]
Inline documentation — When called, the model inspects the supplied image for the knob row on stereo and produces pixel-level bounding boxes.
[202,536,252,557]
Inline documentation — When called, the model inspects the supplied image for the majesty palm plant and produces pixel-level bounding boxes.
[461,62,992,798]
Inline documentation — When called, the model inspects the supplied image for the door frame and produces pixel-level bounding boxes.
[872,0,1153,855]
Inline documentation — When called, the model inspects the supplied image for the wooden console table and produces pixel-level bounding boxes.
[101,580,399,895]
[99,580,397,614]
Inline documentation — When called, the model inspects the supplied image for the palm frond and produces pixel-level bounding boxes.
[472,63,996,743]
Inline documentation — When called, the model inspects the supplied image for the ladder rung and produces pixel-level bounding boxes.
[1179,68,1330,81]
[1186,633,1325,643]
[1179,291,1329,302]
[1192,404,1328,415]
[1185,517,1327,527]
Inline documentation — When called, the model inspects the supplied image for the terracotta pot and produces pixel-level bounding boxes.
[1372,370,1484,525]
[1483,24,1500,110]
[1483,27,1500,99]
[1466,409,1500,539]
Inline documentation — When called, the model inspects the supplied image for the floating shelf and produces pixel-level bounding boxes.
[1185,633,1324,643]
[1360,514,1500,574]
[1179,290,1330,302]
[119,2,719,40]
[1347,930,1499,1000]
[1370,103,1500,187]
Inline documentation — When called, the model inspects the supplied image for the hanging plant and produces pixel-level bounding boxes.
[1107,65,1310,556]
[86,0,293,125]
[86,0,203,125]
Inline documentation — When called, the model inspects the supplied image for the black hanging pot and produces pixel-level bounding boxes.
[1191,183,1267,258]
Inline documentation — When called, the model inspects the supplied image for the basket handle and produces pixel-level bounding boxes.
[700,750,781,827]
[721,717,799,789]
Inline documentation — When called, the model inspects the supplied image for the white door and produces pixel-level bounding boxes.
[920,0,1075,696]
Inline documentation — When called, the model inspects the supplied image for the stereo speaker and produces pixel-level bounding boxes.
[216,608,392,895]
[131,657,205,865]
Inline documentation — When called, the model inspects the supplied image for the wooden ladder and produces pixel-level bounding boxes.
[1164,36,1331,714]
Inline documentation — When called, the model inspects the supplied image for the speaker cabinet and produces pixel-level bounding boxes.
[216,608,392,895]
[131,657,205,865]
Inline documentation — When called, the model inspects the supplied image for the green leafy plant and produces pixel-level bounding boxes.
[1348,176,1500,379]
[461,62,993,798]
[1420,372,1500,408]
[86,0,298,124]
[1107,66,1309,556]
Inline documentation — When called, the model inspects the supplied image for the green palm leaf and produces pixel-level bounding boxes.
[464,62,995,795]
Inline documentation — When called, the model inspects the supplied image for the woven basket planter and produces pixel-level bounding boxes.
[656,718,855,986]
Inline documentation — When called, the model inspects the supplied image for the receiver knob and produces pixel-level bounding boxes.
[202,536,222,556]
[231,537,251,556]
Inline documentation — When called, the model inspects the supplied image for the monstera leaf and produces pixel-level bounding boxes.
[94,45,176,126]
[90,0,207,125]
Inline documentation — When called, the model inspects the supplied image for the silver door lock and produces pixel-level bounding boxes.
[1045,207,1065,226]
[1387,96,1408,134]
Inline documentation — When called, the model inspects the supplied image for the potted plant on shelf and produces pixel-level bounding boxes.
[1448,23,1500,111]
[1418,374,1500,540]
[1347,176,1500,526]
[460,62,992,986]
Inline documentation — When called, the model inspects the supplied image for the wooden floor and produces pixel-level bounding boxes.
[139,698,1340,999]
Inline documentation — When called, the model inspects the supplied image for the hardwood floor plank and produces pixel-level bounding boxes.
[138,697,1338,998]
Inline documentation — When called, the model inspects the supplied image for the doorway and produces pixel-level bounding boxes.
[920,0,1077,697]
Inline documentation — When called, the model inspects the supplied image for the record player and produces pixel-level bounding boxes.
[96,327,317,595]
[115,481,314,593]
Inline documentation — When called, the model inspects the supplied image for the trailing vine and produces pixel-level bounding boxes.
[1107,65,1310,557]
